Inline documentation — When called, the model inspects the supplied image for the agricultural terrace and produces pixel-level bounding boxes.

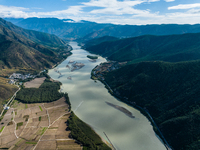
[0,97,81,150]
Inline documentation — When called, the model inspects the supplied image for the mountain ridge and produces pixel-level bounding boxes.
[0,18,71,71]
[83,33,200,63]
[6,17,200,41]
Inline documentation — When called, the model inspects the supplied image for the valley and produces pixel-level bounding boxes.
[1,14,200,150]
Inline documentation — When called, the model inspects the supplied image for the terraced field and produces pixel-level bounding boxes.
[0,97,82,150]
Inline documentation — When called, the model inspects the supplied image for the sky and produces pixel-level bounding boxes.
[0,0,200,25]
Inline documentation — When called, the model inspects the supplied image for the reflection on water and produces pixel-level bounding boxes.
[48,42,166,150]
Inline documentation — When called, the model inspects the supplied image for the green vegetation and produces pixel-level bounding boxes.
[39,116,41,121]
[104,60,200,150]
[16,122,23,130]
[0,126,5,132]
[25,141,37,144]
[67,112,111,150]
[23,115,29,122]
[64,93,71,111]
[87,55,98,60]
[83,36,118,48]
[16,78,63,103]
[39,106,42,111]
[40,127,47,135]
[8,121,13,126]
[85,33,200,63]
[25,104,28,109]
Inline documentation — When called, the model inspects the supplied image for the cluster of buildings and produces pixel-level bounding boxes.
[8,73,36,84]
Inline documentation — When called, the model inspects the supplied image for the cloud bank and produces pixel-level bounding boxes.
[0,0,200,25]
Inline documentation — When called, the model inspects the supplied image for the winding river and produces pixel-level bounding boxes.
[48,42,166,150]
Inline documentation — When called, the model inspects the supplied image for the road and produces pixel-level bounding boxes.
[0,85,20,117]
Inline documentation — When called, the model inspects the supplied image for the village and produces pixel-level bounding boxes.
[8,70,46,85]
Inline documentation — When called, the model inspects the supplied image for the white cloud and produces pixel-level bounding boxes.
[168,3,200,10]
[37,6,84,16]
[165,0,175,2]
[82,0,157,16]
[82,0,145,8]
[1,1,200,25]
[0,5,30,18]
[148,0,160,2]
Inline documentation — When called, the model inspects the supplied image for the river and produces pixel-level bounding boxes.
[48,42,166,150]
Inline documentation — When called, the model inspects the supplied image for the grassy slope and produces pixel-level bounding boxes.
[0,77,18,112]
[105,60,200,150]
[84,33,200,62]
[0,18,65,46]
[0,18,71,71]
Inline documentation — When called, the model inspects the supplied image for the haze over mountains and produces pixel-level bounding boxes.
[5,17,200,41]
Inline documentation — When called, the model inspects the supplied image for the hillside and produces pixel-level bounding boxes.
[0,77,18,112]
[0,18,65,47]
[6,18,200,41]
[84,33,200,62]
[0,18,71,71]
[82,36,118,48]
[104,60,200,150]
[80,24,200,41]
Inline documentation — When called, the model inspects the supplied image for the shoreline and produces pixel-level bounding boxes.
[47,48,112,149]
[91,73,172,150]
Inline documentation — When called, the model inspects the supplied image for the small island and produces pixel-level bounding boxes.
[87,55,98,60]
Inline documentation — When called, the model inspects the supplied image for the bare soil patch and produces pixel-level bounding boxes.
[24,77,46,88]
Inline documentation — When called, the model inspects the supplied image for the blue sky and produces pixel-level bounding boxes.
[0,0,200,25]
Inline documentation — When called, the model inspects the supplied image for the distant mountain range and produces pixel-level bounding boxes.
[5,17,200,41]
[4,18,111,40]
[0,18,70,70]
[83,34,200,63]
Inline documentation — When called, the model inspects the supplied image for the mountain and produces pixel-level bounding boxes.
[83,33,200,62]
[81,36,118,48]
[104,60,200,150]
[0,18,65,46]
[80,24,200,41]
[7,17,200,41]
[0,18,70,70]
[6,18,111,40]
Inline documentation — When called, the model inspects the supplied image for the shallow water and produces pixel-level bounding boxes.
[48,42,166,150]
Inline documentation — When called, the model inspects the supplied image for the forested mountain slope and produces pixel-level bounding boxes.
[104,60,200,150]
[84,33,200,62]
